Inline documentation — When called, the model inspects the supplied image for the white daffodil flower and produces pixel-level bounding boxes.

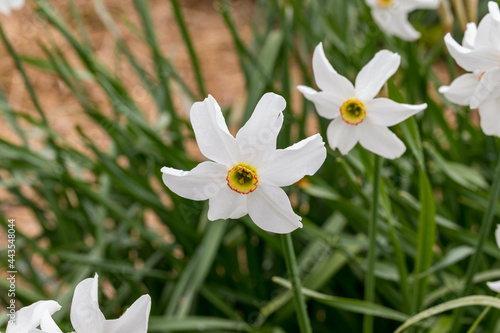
[298,43,426,159]
[161,93,327,234]
[439,1,500,137]
[70,274,151,333]
[365,0,440,41]
[0,0,24,15]
[6,300,63,333]
[486,225,500,293]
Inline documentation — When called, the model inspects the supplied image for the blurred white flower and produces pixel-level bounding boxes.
[365,0,440,41]
[0,0,24,15]
[487,225,500,293]
[71,274,151,333]
[439,1,500,137]
[298,43,426,159]
[162,93,327,234]
[6,300,62,333]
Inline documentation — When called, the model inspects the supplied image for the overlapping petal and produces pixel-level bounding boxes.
[297,86,341,119]
[6,301,62,333]
[258,134,326,187]
[190,95,239,166]
[470,68,500,108]
[236,93,285,165]
[478,97,500,137]
[439,72,480,106]
[161,162,227,201]
[247,185,302,233]
[358,119,406,159]
[371,7,421,41]
[207,187,248,220]
[326,117,359,155]
[444,34,500,72]
[70,274,106,333]
[312,43,355,99]
[367,98,426,127]
[463,23,477,49]
[355,50,401,101]
[102,295,151,333]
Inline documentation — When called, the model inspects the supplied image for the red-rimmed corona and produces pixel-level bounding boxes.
[226,164,259,194]
[340,98,366,125]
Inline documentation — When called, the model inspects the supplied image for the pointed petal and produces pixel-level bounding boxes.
[311,43,355,98]
[487,280,500,293]
[247,185,302,233]
[7,301,61,333]
[103,295,151,333]
[259,134,326,187]
[297,85,341,119]
[463,23,477,49]
[236,93,285,165]
[367,98,426,127]
[40,311,63,333]
[8,0,24,9]
[161,162,227,201]
[326,117,359,155]
[190,95,239,166]
[439,72,480,106]
[444,33,500,72]
[70,274,106,333]
[355,50,401,101]
[478,97,500,137]
[400,0,440,11]
[495,224,500,249]
[358,119,406,159]
[470,68,500,108]
[207,186,248,220]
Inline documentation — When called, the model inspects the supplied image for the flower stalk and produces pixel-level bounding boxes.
[363,155,383,333]
[450,153,500,331]
[281,233,312,333]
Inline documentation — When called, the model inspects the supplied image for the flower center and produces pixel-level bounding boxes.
[226,164,258,194]
[376,0,394,7]
[340,98,366,125]
[479,72,485,81]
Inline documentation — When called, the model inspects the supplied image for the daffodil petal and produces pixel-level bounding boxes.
[478,97,500,136]
[6,301,61,333]
[70,274,106,333]
[367,98,426,127]
[190,95,239,166]
[439,72,480,106]
[259,134,326,187]
[470,69,500,108]
[102,295,151,333]
[207,187,248,220]
[400,0,440,11]
[8,0,24,9]
[463,23,477,49]
[236,93,285,165]
[0,2,11,14]
[248,185,302,233]
[495,224,500,249]
[297,85,341,119]
[371,8,421,41]
[358,119,406,159]
[487,280,500,293]
[444,34,500,72]
[326,117,359,155]
[355,50,401,101]
[40,310,63,333]
[161,162,227,201]
[312,43,355,99]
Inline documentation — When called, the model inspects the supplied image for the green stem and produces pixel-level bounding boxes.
[466,306,491,333]
[363,155,383,333]
[450,154,500,331]
[281,233,312,333]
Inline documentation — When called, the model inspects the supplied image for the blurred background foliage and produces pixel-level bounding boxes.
[0,0,499,332]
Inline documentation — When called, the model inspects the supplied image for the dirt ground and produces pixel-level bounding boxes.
[0,0,254,238]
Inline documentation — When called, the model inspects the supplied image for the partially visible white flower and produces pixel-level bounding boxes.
[162,93,327,234]
[487,225,500,293]
[6,300,62,333]
[365,0,440,41]
[0,0,24,15]
[439,1,500,137]
[298,43,426,159]
[71,274,151,333]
